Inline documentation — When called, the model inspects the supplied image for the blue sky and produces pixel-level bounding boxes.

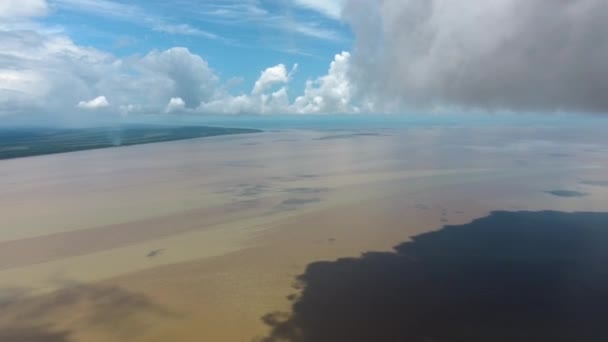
[1,0,357,119]
[42,0,352,94]
[1,0,607,121]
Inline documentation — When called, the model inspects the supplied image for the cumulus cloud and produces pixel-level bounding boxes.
[77,95,109,109]
[0,28,224,117]
[293,52,356,113]
[198,86,291,115]
[0,0,48,18]
[165,97,186,113]
[0,29,113,116]
[343,0,608,113]
[0,19,354,118]
[137,47,218,108]
[252,64,297,95]
[197,63,297,114]
[3,0,606,117]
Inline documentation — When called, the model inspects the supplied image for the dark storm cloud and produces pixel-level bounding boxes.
[343,0,608,113]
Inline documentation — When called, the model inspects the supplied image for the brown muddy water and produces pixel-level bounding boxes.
[1,126,608,341]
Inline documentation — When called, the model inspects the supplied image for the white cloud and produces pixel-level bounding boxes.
[197,86,291,115]
[196,53,356,116]
[5,0,608,117]
[196,63,300,115]
[51,0,135,17]
[137,47,219,108]
[293,51,355,113]
[0,29,113,115]
[172,1,343,43]
[165,97,186,113]
[0,69,46,95]
[153,23,219,40]
[0,27,227,116]
[292,0,345,19]
[78,96,109,109]
[0,0,48,18]
[281,19,343,42]
[252,64,295,95]
[0,19,356,118]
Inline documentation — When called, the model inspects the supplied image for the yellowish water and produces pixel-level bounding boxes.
[1,127,607,341]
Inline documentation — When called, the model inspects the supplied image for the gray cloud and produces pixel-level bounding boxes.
[5,0,606,118]
[343,0,608,113]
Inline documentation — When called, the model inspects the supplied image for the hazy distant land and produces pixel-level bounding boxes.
[0,126,261,160]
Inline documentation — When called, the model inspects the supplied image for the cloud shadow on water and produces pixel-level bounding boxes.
[0,327,70,342]
[261,211,608,342]
[0,283,174,342]
[545,190,588,198]
[277,198,322,211]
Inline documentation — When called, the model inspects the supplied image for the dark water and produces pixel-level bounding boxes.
[262,211,608,342]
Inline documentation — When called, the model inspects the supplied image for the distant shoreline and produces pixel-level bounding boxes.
[0,126,262,160]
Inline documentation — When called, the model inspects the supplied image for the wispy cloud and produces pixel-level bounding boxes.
[281,18,342,41]
[153,23,220,40]
[51,0,138,19]
[50,0,221,39]
[291,0,345,20]
[48,0,347,49]
[158,0,344,42]
[0,0,49,18]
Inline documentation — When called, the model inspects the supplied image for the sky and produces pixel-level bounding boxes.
[1,0,608,122]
